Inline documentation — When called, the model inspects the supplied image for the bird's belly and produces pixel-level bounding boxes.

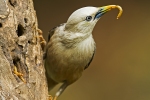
[45,47,92,84]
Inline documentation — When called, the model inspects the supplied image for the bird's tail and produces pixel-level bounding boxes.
[46,73,58,92]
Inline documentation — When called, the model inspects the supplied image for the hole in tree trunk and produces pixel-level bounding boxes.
[13,57,20,69]
[24,18,28,23]
[28,41,31,44]
[16,24,24,37]
[9,0,17,7]
[35,56,37,65]
[0,23,2,28]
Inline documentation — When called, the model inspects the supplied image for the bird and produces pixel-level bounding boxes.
[44,5,123,100]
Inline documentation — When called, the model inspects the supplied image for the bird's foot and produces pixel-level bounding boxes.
[48,95,53,100]
[37,29,46,51]
[48,95,57,100]
[13,66,26,83]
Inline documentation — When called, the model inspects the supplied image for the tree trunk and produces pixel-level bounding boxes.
[0,0,48,99]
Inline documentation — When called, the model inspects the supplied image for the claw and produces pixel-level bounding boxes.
[48,95,53,100]
[13,66,26,83]
[47,95,58,100]
[37,29,46,50]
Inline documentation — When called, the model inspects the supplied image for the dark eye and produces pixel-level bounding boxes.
[86,16,92,21]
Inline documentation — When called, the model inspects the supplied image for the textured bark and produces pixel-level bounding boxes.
[0,0,48,100]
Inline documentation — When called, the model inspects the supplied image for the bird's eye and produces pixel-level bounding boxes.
[86,16,92,21]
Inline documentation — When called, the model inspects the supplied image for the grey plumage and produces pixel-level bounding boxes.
[45,23,95,90]
[44,5,123,100]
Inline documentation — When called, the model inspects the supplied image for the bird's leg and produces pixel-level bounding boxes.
[37,29,46,51]
[13,66,26,83]
[53,96,57,100]
[54,83,68,100]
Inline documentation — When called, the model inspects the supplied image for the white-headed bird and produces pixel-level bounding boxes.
[44,5,123,100]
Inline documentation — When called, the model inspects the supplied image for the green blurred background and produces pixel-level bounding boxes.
[33,0,150,100]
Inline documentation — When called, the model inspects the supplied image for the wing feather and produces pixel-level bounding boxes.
[44,23,65,59]
[84,47,96,70]
[48,23,65,42]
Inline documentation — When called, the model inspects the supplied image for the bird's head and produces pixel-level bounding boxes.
[65,5,122,34]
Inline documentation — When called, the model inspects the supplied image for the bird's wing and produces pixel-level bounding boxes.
[84,47,96,70]
[44,23,65,59]
[48,23,65,42]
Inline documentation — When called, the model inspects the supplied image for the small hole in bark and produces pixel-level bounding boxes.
[13,57,20,67]
[35,56,37,64]
[9,0,17,7]
[24,18,28,23]
[18,45,23,49]
[0,23,2,28]
[28,41,31,44]
[16,24,24,37]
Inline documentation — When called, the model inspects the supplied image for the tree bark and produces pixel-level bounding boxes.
[0,0,48,99]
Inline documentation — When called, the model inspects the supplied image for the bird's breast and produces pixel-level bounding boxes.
[45,34,95,84]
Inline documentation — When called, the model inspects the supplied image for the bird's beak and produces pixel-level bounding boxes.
[94,5,123,20]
